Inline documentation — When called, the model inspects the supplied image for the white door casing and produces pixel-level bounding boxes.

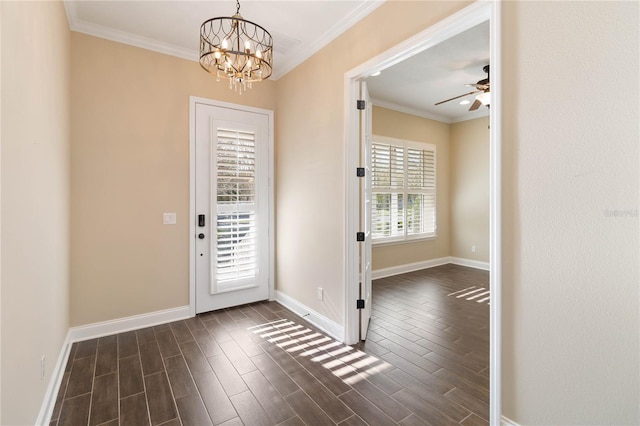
[343,2,501,424]
[191,98,274,314]
[359,81,373,340]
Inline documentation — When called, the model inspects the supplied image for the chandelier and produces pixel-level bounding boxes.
[199,0,273,93]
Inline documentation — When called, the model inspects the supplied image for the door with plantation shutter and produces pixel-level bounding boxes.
[194,102,271,313]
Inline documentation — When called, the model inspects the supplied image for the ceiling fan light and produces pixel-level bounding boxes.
[476,91,491,105]
[460,99,470,105]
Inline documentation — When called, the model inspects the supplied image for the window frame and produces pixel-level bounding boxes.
[370,135,437,246]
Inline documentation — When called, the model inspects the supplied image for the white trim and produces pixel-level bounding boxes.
[501,415,521,426]
[273,0,385,79]
[344,2,501,425]
[66,18,196,63]
[372,257,450,280]
[275,291,344,342]
[489,2,503,424]
[68,306,190,343]
[35,332,72,426]
[189,97,275,315]
[449,256,490,271]
[372,98,453,124]
[63,1,384,81]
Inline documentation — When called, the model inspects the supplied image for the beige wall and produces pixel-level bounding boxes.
[450,116,489,262]
[70,33,276,326]
[275,1,469,325]
[501,1,638,424]
[371,106,450,270]
[278,0,638,423]
[1,1,70,423]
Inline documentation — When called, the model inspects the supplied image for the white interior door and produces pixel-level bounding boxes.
[194,102,271,313]
[360,81,373,340]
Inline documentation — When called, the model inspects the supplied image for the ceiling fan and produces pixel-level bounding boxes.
[435,65,490,111]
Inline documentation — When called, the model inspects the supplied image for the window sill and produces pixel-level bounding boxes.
[372,235,437,248]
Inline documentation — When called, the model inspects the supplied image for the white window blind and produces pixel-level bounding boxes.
[215,128,257,289]
[371,137,436,242]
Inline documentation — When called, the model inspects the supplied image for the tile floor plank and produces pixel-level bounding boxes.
[193,370,238,425]
[175,394,213,426]
[119,355,145,398]
[120,392,150,426]
[89,372,118,426]
[66,356,95,398]
[58,394,91,426]
[145,372,178,425]
[241,370,295,424]
[229,390,273,426]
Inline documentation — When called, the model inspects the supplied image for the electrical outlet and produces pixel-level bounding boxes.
[471,245,476,253]
[317,287,324,301]
[41,356,46,380]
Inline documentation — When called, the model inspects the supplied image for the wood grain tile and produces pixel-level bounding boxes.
[136,327,157,344]
[193,370,238,425]
[118,331,138,359]
[140,341,164,376]
[145,372,178,425]
[284,390,334,426]
[251,353,299,397]
[120,393,150,426]
[175,394,213,426]
[75,339,98,360]
[164,355,198,399]
[95,341,117,377]
[89,372,118,425]
[289,368,353,423]
[207,353,248,396]
[220,339,256,375]
[339,389,396,426]
[180,340,211,375]
[53,265,489,426]
[171,320,195,344]
[242,370,294,423]
[192,328,223,357]
[66,356,95,398]
[229,390,272,426]
[156,330,181,359]
[119,355,144,398]
[58,394,91,426]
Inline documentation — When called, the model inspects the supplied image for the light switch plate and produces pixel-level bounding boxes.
[163,212,177,225]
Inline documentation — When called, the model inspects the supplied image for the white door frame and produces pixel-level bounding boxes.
[189,96,275,317]
[343,1,502,424]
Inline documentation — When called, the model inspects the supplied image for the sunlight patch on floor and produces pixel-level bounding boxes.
[248,319,392,385]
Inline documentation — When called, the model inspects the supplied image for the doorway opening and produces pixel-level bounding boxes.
[344,2,502,424]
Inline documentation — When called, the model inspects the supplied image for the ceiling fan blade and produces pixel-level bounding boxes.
[469,99,483,111]
[465,83,490,90]
[435,90,480,106]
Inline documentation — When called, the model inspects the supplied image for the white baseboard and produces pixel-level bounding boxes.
[37,305,192,424]
[449,256,490,271]
[35,331,72,426]
[501,415,521,426]
[371,257,450,279]
[68,305,191,343]
[275,291,344,342]
[372,256,489,279]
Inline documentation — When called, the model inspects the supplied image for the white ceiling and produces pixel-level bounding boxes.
[64,1,489,123]
[366,20,490,123]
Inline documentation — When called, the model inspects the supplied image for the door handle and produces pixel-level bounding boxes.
[198,214,205,227]
[198,233,205,239]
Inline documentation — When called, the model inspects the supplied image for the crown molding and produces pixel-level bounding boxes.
[371,98,452,123]
[272,0,386,79]
[64,0,385,80]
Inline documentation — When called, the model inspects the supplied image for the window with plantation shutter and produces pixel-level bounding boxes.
[215,128,258,291]
[371,136,436,243]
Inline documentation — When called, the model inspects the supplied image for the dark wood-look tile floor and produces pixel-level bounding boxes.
[51,264,489,426]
